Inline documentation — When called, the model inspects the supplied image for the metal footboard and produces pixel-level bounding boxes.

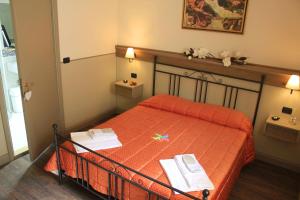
[53,124,210,200]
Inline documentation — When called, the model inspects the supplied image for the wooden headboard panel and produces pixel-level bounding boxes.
[116,45,300,88]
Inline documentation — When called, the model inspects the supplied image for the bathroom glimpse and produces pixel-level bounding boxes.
[0,1,28,156]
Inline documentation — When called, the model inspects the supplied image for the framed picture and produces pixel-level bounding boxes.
[182,0,248,34]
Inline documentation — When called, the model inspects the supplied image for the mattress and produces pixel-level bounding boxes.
[45,95,254,200]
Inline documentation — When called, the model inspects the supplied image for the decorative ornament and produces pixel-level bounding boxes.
[220,50,232,67]
[184,48,196,60]
[183,48,247,67]
[192,48,198,58]
[223,57,232,67]
[152,134,169,142]
[184,48,194,57]
[220,50,231,59]
[198,48,210,59]
[231,51,248,65]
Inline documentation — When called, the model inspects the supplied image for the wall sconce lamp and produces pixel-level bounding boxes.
[286,74,300,94]
[125,48,135,63]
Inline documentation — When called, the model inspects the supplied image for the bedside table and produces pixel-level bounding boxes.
[265,115,300,143]
[115,80,143,98]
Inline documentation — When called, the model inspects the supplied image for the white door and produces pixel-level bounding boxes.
[11,0,62,160]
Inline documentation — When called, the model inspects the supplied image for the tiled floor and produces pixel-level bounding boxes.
[8,112,28,155]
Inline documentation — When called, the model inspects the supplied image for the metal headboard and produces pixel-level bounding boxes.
[152,56,265,126]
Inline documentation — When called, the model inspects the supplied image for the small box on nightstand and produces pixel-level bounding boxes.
[265,114,300,143]
[115,80,143,98]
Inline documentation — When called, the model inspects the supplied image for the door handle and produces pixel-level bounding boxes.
[19,79,34,100]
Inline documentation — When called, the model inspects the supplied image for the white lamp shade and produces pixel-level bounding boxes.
[125,48,135,59]
[286,75,300,90]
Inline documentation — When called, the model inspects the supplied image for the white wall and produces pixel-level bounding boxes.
[116,0,300,169]
[57,0,118,61]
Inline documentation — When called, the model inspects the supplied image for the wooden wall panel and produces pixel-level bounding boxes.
[116,45,300,88]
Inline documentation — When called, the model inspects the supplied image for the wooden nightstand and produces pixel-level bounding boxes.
[115,80,143,98]
[265,115,300,143]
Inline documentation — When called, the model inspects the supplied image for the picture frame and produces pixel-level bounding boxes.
[182,0,248,34]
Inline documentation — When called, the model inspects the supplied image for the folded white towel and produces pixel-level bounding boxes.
[88,128,118,141]
[73,138,122,153]
[160,155,214,194]
[71,131,122,153]
[71,132,93,145]
[174,155,214,190]
[182,154,203,173]
[160,159,194,194]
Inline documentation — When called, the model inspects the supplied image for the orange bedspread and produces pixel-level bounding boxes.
[45,95,255,200]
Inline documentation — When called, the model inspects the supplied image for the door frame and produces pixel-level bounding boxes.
[0,74,15,162]
[0,1,24,162]
[0,7,14,163]
[51,0,65,132]
[8,0,65,160]
[0,0,66,164]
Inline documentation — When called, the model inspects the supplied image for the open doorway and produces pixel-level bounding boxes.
[0,0,28,156]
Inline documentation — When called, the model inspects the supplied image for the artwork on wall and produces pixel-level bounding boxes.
[182,0,248,34]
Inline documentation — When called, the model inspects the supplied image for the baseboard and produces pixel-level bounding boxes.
[256,151,300,173]
[0,153,10,167]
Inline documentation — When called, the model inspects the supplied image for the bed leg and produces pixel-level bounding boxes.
[202,189,210,200]
[53,123,63,185]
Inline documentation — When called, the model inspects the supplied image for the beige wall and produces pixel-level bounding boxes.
[61,54,117,130]
[55,1,119,129]
[116,0,300,169]
[117,0,300,69]
[56,0,118,61]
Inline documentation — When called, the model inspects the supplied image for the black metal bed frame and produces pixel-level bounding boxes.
[53,55,265,200]
[152,56,265,126]
[53,125,210,200]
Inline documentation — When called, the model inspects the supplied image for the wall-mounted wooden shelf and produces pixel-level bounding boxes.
[115,80,143,98]
[265,115,300,143]
[116,45,300,88]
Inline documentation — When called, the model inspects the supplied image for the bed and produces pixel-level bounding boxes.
[45,56,265,200]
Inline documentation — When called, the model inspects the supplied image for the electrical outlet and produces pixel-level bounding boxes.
[131,73,137,79]
[282,107,293,115]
